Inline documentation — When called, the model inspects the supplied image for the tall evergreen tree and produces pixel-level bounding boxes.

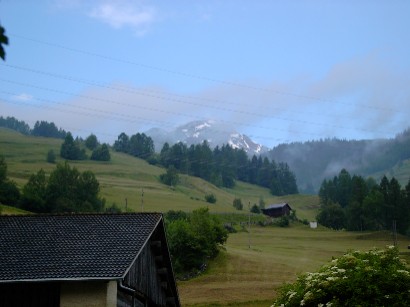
[113,132,130,152]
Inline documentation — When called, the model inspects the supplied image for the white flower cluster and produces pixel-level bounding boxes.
[272,246,410,307]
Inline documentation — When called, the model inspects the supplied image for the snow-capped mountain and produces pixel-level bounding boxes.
[146,120,267,155]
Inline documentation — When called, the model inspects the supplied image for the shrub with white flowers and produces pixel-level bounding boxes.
[272,246,410,307]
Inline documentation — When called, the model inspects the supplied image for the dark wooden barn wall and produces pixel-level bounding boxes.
[123,240,167,306]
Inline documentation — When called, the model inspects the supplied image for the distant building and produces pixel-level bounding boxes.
[310,221,318,229]
[0,213,180,307]
[261,203,292,218]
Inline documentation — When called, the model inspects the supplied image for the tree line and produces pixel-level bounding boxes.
[111,132,298,195]
[0,117,67,138]
[0,156,105,213]
[0,117,111,161]
[158,141,298,195]
[113,132,154,159]
[59,132,111,162]
[317,169,410,234]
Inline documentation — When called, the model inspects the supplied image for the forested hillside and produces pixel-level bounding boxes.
[0,116,67,138]
[317,168,410,234]
[268,128,410,193]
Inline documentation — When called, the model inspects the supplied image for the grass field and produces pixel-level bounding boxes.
[0,128,319,217]
[178,223,410,306]
[370,158,410,188]
[3,128,409,306]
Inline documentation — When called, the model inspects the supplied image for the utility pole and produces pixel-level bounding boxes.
[248,201,251,249]
[393,220,397,247]
[141,188,144,212]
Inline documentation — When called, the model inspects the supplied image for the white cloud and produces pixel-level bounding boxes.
[11,93,33,102]
[89,1,155,35]
[52,0,156,35]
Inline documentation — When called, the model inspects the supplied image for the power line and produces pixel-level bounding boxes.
[0,73,398,135]
[0,95,297,142]
[8,34,400,113]
[0,63,351,118]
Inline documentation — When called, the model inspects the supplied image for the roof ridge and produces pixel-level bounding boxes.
[0,212,163,218]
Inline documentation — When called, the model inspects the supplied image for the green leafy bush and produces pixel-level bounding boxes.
[276,216,290,227]
[250,204,261,214]
[47,149,56,163]
[233,198,243,210]
[159,165,179,186]
[272,246,410,306]
[205,193,216,203]
[165,208,228,275]
[91,144,111,161]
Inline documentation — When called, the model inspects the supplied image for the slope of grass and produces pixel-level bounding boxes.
[3,128,409,306]
[178,223,410,306]
[0,128,319,218]
[369,158,410,187]
[0,204,31,215]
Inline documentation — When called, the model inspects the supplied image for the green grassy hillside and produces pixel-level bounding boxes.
[3,128,410,306]
[369,158,410,187]
[0,204,31,215]
[0,128,319,218]
[178,224,410,306]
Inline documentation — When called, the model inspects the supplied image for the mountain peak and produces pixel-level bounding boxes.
[146,120,266,155]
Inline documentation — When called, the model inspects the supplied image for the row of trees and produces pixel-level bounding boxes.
[0,117,67,138]
[317,169,410,234]
[111,132,298,195]
[60,132,110,161]
[0,117,110,162]
[113,132,154,159]
[0,156,105,213]
[159,142,298,195]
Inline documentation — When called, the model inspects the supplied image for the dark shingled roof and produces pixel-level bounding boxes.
[265,203,291,210]
[0,213,162,282]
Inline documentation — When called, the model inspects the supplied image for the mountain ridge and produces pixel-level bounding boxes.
[146,119,267,155]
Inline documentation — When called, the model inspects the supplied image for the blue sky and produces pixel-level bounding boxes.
[1,0,409,147]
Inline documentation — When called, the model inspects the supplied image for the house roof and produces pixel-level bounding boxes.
[265,203,291,210]
[0,213,162,282]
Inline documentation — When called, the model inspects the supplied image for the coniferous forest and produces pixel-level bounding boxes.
[317,168,410,234]
[112,131,299,196]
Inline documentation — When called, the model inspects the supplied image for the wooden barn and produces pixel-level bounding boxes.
[261,203,292,218]
[0,213,180,307]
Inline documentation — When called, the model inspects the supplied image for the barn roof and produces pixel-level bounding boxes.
[265,203,292,210]
[0,213,163,282]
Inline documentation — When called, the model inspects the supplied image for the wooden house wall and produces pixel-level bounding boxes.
[263,205,291,218]
[123,240,167,306]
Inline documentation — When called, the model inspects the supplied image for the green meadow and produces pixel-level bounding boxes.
[0,128,319,216]
[178,225,410,306]
[2,128,409,306]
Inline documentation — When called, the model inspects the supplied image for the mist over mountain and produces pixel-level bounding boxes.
[146,121,410,194]
[266,128,410,194]
[146,120,267,155]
